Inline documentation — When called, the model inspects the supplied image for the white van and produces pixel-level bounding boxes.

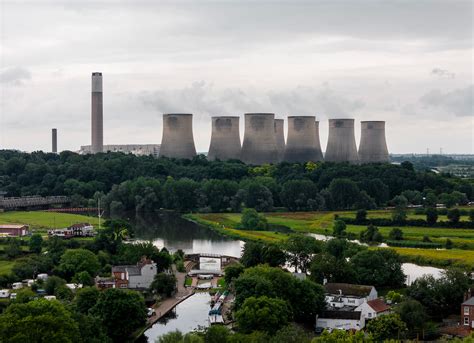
[12,282,23,290]
[0,289,10,298]
[44,295,56,301]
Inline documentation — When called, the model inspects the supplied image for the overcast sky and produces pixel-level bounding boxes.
[0,0,473,154]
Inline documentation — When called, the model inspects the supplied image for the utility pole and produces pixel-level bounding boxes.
[98,198,104,230]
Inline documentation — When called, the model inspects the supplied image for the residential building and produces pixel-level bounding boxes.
[355,298,391,320]
[325,283,378,308]
[96,257,157,290]
[316,310,365,331]
[0,224,29,237]
[462,297,474,329]
[48,223,95,238]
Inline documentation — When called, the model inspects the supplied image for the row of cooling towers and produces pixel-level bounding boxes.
[159,113,390,165]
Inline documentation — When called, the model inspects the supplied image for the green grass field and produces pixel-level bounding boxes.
[189,209,474,269]
[0,260,15,275]
[0,211,100,232]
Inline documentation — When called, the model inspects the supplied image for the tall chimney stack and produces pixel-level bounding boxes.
[52,128,57,153]
[91,72,103,153]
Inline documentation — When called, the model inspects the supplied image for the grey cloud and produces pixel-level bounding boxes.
[268,86,365,118]
[420,85,473,117]
[0,67,31,85]
[138,82,364,119]
[431,68,455,79]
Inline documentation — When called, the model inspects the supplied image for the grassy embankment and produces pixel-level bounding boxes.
[0,211,101,276]
[187,210,474,269]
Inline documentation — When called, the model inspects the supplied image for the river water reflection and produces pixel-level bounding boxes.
[132,212,244,257]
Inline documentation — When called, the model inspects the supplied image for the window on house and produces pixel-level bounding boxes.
[464,306,470,315]
[368,313,372,318]
[347,299,355,304]
[464,317,469,325]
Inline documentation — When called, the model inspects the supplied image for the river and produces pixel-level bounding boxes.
[133,212,442,341]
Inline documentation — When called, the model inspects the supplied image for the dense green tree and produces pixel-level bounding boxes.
[45,275,67,295]
[205,325,231,343]
[156,330,203,343]
[284,235,322,273]
[366,313,407,341]
[240,241,265,268]
[355,209,367,221]
[424,192,438,207]
[309,253,356,284]
[359,224,383,243]
[201,179,239,212]
[235,296,291,334]
[407,267,470,317]
[240,182,274,211]
[388,227,403,241]
[163,177,200,212]
[92,288,147,342]
[12,288,36,304]
[74,286,100,314]
[240,208,268,231]
[469,209,474,223]
[350,249,405,287]
[151,273,177,297]
[29,233,43,254]
[280,180,318,211]
[58,249,100,280]
[328,178,361,209]
[426,207,438,225]
[270,324,312,343]
[261,244,286,267]
[224,263,245,285]
[332,220,346,237]
[395,299,428,333]
[447,208,461,224]
[0,299,80,342]
[5,239,21,259]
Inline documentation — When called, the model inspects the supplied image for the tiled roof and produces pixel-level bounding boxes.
[0,224,27,229]
[325,283,374,297]
[127,266,141,276]
[367,299,390,313]
[462,297,474,306]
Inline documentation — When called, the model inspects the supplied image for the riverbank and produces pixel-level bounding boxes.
[185,212,474,269]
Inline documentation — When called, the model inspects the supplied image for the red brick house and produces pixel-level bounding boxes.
[0,224,29,237]
[462,297,474,329]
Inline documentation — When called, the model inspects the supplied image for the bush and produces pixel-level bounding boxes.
[240,208,268,231]
[388,228,403,241]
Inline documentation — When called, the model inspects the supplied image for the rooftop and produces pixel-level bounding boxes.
[367,299,390,313]
[324,283,374,297]
[462,297,474,306]
[0,224,28,229]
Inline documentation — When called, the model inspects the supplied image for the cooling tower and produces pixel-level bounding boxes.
[325,119,359,164]
[274,119,285,161]
[241,113,279,165]
[283,116,323,163]
[52,128,57,153]
[207,116,241,161]
[358,121,389,163]
[159,113,197,159]
[91,72,103,153]
[314,121,324,162]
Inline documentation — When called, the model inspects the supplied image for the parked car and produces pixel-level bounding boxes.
[10,293,17,300]
[147,308,156,317]
[44,295,56,301]
[0,289,10,298]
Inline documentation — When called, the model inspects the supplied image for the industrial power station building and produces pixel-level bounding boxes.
[84,72,389,165]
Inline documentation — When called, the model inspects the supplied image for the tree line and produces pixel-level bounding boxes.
[0,150,472,213]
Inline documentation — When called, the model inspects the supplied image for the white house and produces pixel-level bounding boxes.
[324,283,378,308]
[355,298,391,320]
[316,310,365,331]
[109,257,157,289]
